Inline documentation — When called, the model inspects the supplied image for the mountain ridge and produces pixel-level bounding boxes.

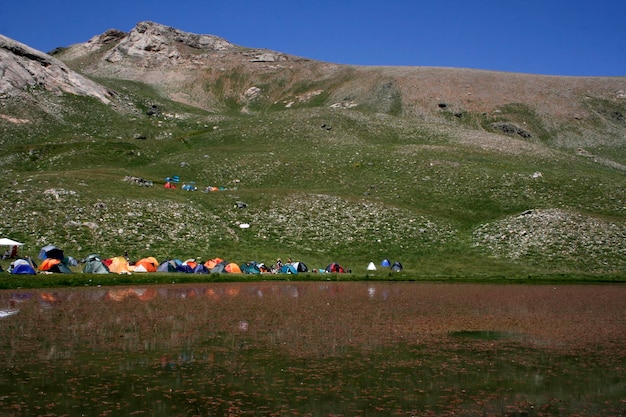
[50,21,626,149]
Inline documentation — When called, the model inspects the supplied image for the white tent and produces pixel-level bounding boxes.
[367,261,377,271]
[0,238,24,247]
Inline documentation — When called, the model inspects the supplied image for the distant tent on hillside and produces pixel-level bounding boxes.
[391,261,403,272]
[381,259,391,267]
[367,262,377,271]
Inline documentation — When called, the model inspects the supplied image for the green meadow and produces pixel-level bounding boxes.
[1,74,624,282]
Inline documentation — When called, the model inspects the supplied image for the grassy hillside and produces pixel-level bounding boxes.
[1,72,624,278]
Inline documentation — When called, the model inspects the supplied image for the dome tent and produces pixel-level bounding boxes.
[82,254,109,274]
[391,261,403,272]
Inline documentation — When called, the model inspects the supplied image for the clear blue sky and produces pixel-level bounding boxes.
[2,0,625,76]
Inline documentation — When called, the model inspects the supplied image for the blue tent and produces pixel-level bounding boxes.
[157,260,178,272]
[11,263,36,275]
[381,259,391,267]
[391,261,403,272]
[241,263,261,274]
[193,264,209,274]
[176,264,194,273]
[280,264,298,274]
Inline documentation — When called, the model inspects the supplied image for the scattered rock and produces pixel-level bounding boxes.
[146,104,160,116]
[491,122,532,138]
[123,176,153,187]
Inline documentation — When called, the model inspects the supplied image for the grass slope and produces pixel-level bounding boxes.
[1,76,624,280]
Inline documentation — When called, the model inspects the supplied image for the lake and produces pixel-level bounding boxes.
[0,282,624,416]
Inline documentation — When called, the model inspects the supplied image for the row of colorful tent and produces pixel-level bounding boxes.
[83,256,314,275]
[5,242,402,275]
[5,257,402,275]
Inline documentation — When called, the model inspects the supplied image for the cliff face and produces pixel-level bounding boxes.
[0,34,113,104]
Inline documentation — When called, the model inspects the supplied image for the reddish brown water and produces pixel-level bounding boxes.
[1,282,624,416]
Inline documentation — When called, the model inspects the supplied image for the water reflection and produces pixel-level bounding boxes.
[0,282,624,416]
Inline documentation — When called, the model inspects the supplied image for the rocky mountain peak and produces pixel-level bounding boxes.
[0,34,113,104]
[102,21,235,66]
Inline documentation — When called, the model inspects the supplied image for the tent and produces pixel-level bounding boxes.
[204,258,224,269]
[391,261,403,272]
[325,263,346,273]
[82,254,109,274]
[280,264,298,274]
[210,262,227,274]
[182,259,198,269]
[381,259,391,267]
[10,259,36,275]
[133,257,159,273]
[157,259,178,272]
[176,264,194,273]
[0,238,24,247]
[0,238,23,259]
[193,264,209,274]
[38,245,64,260]
[224,263,242,273]
[38,258,72,273]
[108,256,131,274]
[293,262,309,273]
[241,263,261,274]
[367,262,377,271]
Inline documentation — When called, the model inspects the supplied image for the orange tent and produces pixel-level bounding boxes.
[204,258,224,269]
[182,259,198,269]
[108,256,131,274]
[224,262,242,273]
[134,257,159,272]
[39,258,61,271]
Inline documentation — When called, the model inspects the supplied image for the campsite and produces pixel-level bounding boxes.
[1,234,407,283]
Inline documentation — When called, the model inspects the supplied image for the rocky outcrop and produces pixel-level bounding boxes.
[101,21,235,67]
[0,34,113,104]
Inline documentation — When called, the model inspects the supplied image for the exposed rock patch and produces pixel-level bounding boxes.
[491,122,532,138]
[0,34,113,104]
